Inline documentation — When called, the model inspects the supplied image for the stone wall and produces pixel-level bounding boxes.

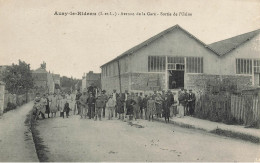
[101,73,129,94]
[0,83,5,115]
[130,73,165,92]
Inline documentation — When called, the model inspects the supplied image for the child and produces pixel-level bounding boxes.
[64,102,70,118]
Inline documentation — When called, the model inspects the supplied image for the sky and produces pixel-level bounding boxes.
[0,0,260,79]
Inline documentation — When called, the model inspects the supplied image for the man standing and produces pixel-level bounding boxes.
[133,93,141,120]
[75,89,82,115]
[188,89,196,116]
[111,90,118,118]
[95,95,105,121]
[66,91,74,112]
[101,90,108,118]
[87,93,96,119]
[79,91,88,119]
[142,94,148,120]
[122,90,128,119]
[139,93,144,119]
[177,89,185,118]
[106,94,116,120]
[183,89,189,116]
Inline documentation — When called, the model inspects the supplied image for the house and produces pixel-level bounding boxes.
[82,71,101,91]
[100,25,260,95]
[32,62,60,93]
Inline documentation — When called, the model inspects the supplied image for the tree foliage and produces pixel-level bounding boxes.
[2,60,34,94]
[60,76,80,91]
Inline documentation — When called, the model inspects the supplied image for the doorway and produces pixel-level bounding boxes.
[168,70,184,89]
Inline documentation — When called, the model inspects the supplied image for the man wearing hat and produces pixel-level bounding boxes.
[79,90,88,119]
[101,90,108,118]
[183,89,189,116]
[87,93,96,119]
[95,94,105,120]
[187,89,196,116]
[75,89,82,115]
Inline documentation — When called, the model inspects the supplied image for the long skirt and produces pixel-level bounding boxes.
[133,105,140,119]
[178,105,184,118]
[50,103,58,113]
[155,103,162,114]
[117,105,124,114]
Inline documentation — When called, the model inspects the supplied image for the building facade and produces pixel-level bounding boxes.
[32,63,61,93]
[101,25,260,95]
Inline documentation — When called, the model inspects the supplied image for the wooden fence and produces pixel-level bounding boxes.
[231,94,260,126]
[196,91,260,127]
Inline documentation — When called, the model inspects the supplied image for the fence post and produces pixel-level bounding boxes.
[0,82,5,116]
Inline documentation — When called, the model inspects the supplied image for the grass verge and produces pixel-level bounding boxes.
[25,110,50,162]
[211,128,260,144]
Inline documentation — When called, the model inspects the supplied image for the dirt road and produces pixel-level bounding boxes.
[0,102,38,162]
[37,115,260,162]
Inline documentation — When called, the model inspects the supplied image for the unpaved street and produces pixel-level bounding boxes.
[0,102,38,162]
[37,115,260,162]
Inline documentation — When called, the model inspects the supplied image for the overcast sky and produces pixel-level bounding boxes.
[0,0,260,79]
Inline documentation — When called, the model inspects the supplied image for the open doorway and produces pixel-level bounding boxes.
[168,70,184,89]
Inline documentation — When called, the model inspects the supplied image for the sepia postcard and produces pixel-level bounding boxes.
[0,0,260,162]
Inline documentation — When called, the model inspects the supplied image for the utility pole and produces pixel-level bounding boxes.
[117,60,122,93]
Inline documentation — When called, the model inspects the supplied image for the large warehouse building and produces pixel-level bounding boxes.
[100,25,260,95]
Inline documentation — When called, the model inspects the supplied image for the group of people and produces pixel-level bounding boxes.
[177,88,196,118]
[33,91,76,120]
[33,88,196,123]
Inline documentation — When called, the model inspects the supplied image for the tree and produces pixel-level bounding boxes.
[2,60,34,94]
[60,76,81,92]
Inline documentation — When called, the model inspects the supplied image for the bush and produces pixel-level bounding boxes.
[4,102,17,112]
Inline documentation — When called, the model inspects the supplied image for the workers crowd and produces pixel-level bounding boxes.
[33,88,196,123]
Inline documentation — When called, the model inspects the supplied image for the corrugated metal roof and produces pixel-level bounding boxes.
[208,29,260,56]
[100,24,219,68]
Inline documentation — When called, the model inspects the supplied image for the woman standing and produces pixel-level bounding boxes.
[59,95,67,118]
[50,93,58,117]
[117,94,124,120]
[147,96,156,121]
[39,94,47,119]
[57,92,63,117]
[155,93,163,118]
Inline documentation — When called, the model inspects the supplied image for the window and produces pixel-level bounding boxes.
[148,56,166,72]
[254,59,260,73]
[236,58,252,74]
[186,57,203,73]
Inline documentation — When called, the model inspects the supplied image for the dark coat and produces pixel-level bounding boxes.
[116,97,124,114]
[126,99,136,115]
[188,93,196,103]
[64,102,70,112]
[87,96,96,107]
